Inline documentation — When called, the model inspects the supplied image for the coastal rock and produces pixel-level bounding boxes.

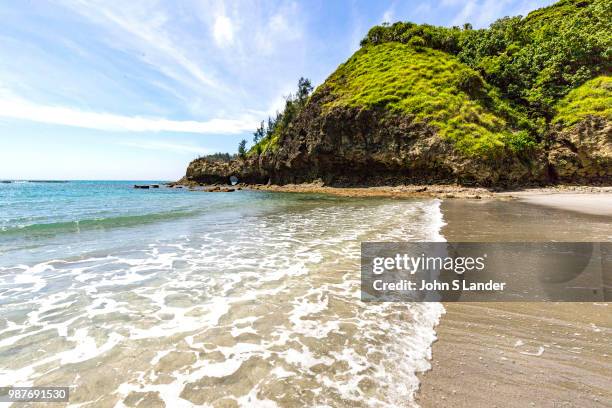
[184,93,547,187]
[547,116,612,183]
[256,94,546,186]
[185,156,269,185]
[186,160,237,184]
[184,106,610,187]
[180,0,610,189]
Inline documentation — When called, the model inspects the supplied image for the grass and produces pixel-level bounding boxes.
[522,0,593,32]
[319,42,533,156]
[248,128,282,156]
[553,76,612,126]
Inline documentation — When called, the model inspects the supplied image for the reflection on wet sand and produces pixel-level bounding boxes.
[417,199,612,408]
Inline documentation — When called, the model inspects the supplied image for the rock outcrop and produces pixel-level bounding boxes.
[183,0,610,188]
[547,116,612,183]
[186,90,548,188]
[185,109,610,187]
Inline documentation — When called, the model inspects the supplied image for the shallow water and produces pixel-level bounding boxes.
[0,181,444,407]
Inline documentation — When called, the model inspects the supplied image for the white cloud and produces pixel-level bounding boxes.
[382,10,394,23]
[213,15,235,47]
[381,0,398,23]
[0,96,257,134]
[382,2,398,24]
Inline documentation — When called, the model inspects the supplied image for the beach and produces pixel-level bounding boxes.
[417,197,612,407]
[244,183,612,202]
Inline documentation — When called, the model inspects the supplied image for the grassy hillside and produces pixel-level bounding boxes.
[248,0,609,160]
[360,0,611,119]
[553,76,612,126]
[320,43,533,156]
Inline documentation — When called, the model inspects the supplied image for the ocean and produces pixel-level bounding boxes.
[0,180,445,407]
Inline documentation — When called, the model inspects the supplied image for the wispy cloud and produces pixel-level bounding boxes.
[253,2,303,55]
[0,96,257,134]
[381,1,396,23]
[57,0,223,92]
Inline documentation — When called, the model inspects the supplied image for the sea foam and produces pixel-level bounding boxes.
[0,194,445,407]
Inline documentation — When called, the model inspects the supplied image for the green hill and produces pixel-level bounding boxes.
[320,42,532,156]
[359,0,611,120]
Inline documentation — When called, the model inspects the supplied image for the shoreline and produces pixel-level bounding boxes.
[416,198,611,407]
[176,181,612,201]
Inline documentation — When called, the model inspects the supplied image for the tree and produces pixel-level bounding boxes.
[297,77,313,106]
[266,116,276,138]
[358,0,610,120]
[253,120,265,144]
[199,152,233,162]
[237,139,247,158]
[249,77,313,156]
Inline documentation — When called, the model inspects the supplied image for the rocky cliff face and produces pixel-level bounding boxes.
[185,102,610,187]
[547,116,612,183]
[250,90,547,186]
[186,91,547,186]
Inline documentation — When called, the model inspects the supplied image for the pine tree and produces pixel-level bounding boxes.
[237,139,247,158]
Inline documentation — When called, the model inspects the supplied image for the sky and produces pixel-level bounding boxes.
[0,0,555,180]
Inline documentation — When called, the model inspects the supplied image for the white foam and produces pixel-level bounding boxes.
[0,198,447,407]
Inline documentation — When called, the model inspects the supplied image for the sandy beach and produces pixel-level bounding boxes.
[417,196,612,407]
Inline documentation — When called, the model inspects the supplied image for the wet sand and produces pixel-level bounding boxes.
[511,191,612,217]
[416,199,612,407]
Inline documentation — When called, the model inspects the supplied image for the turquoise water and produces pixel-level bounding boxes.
[0,181,295,266]
[0,180,444,406]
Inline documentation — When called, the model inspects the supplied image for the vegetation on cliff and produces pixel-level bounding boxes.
[246,0,609,160]
[246,78,313,155]
[196,152,236,162]
[553,76,612,126]
[320,42,533,156]
[360,0,611,120]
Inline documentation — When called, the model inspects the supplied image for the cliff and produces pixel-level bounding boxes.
[185,0,611,187]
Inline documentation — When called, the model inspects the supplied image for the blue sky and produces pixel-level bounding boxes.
[0,0,554,180]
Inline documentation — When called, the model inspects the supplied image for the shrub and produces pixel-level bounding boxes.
[407,35,426,49]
